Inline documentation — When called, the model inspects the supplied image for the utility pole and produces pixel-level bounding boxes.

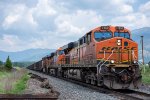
[141,36,145,65]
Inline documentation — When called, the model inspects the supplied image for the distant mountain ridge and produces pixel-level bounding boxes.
[0,48,55,62]
[132,27,150,63]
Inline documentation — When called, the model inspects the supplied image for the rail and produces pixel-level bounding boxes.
[0,94,58,100]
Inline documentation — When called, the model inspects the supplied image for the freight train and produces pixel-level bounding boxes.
[28,26,142,89]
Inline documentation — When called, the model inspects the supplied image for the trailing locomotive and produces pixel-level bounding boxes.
[28,26,142,89]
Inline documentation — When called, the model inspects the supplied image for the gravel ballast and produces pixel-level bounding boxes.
[133,84,150,94]
[29,70,118,100]
[23,78,50,94]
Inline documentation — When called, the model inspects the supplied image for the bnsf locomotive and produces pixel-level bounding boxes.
[28,26,142,89]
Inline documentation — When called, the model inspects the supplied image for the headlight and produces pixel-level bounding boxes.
[111,60,115,64]
[133,60,137,64]
[117,39,121,46]
[117,42,121,45]
[117,40,121,42]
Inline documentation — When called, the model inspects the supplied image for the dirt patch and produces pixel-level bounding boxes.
[23,73,59,97]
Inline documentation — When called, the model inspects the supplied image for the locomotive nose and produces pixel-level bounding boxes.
[96,37,137,64]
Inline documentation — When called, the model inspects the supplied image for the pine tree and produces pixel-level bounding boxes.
[5,56,12,70]
[0,60,3,66]
[0,60,3,68]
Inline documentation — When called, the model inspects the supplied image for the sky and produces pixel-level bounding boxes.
[0,0,150,52]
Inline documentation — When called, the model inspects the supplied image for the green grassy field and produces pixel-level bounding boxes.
[141,66,150,84]
[0,68,29,94]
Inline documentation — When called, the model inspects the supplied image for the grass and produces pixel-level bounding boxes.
[141,65,150,84]
[8,73,30,94]
[0,71,10,78]
[0,68,30,94]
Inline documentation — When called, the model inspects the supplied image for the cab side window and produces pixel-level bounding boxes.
[87,32,92,44]
[83,37,86,43]
[79,39,83,45]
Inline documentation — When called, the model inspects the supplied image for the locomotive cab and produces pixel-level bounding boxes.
[56,48,65,65]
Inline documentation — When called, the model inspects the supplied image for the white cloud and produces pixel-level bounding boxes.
[89,0,134,15]
[2,4,37,30]
[3,15,20,28]
[121,4,133,14]
[31,0,57,17]
[108,1,150,29]
[55,10,103,37]
[139,1,150,17]
[0,34,60,52]
[139,1,150,13]
[0,34,22,51]
[0,0,150,52]
[109,0,134,14]
[110,13,150,29]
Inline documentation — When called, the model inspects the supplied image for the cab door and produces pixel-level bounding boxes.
[85,32,93,64]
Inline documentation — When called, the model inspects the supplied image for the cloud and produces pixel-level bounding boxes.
[139,1,150,16]
[32,0,57,16]
[57,0,134,16]
[0,0,150,52]
[2,4,37,30]
[139,1,150,12]
[0,34,22,51]
[108,0,150,29]
[110,13,150,29]
[55,10,103,37]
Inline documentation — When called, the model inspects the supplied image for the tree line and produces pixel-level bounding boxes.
[0,56,35,70]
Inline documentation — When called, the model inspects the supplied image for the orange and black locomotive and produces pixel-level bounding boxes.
[28,26,142,89]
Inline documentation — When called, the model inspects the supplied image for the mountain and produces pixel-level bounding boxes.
[0,48,55,62]
[132,27,150,63]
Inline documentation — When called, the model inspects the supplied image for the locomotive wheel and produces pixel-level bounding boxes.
[63,70,68,78]
[43,68,46,73]
[85,77,90,84]
[91,78,96,85]
[45,68,48,74]
[97,77,104,86]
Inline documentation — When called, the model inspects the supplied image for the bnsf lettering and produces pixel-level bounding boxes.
[101,47,137,51]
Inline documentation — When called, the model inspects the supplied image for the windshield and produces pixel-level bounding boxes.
[114,32,130,39]
[94,32,112,41]
[58,50,64,55]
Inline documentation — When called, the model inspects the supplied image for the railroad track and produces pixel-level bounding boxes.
[28,69,150,100]
[122,89,150,100]
[58,76,150,100]
[0,94,58,100]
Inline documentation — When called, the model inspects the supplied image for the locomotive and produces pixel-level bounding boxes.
[28,26,142,89]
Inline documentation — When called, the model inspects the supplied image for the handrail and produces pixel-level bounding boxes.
[97,50,106,67]
[98,50,114,73]
[132,50,144,66]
